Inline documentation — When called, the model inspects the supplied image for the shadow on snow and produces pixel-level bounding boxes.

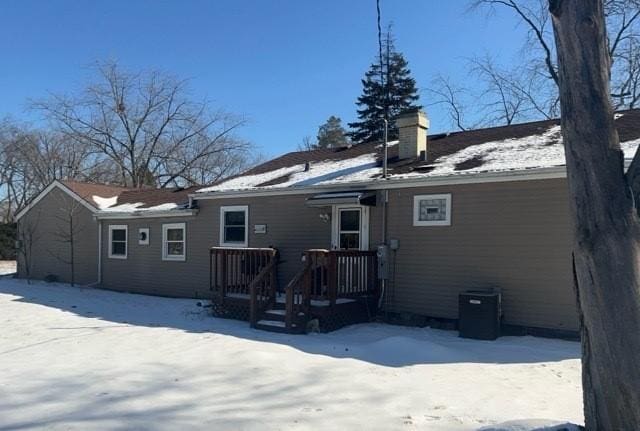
[0,277,580,368]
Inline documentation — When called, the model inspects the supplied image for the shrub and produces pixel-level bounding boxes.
[44,274,59,283]
[0,223,16,260]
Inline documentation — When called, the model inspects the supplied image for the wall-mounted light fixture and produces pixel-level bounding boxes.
[138,228,150,245]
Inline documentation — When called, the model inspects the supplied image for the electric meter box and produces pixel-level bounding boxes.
[377,245,389,280]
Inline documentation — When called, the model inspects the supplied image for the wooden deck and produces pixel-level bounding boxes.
[209,247,380,333]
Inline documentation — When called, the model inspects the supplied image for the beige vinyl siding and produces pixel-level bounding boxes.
[101,217,210,298]
[17,187,98,285]
[385,178,577,331]
[99,194,368,297]
[214,196,332,286]
[25,177,576,333]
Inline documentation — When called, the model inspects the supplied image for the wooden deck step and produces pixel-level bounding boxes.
[257,319,285,327]
[266,309,286,315]
[263,309,286,320]
[255,319,301,334]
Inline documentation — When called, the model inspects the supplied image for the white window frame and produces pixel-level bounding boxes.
[413,194,452,226]
[162,223,186,261]
[331,205,370,250]
[108,225,128,259]
[220,205,249,247]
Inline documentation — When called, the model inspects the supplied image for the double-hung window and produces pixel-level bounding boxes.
[220,206,248,247]
[108,225,128,259]
[338,208,361,250]
[162,223,186,261]
[413,194,452,226]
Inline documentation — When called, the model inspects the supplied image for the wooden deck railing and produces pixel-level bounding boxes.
[334,250,378,298]
[284,258,312,330]
[248,258,278,327]
[210,247,278,300]
[307,249,378,300]
[284,249,378,330]
[210,247,377,331]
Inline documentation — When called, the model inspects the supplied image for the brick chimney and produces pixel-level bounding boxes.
[396,109,429,160]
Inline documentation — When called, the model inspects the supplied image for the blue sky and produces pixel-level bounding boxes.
[0,1,527,157]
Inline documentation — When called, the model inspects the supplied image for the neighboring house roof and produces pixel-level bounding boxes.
[16,180,195,221]
[61,180,194,212]
[59,180,131,209]
[15,180,129,221]
[196,109,640,195]
[97,187,195,214]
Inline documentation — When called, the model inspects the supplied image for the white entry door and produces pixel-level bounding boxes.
[331,205,370,250]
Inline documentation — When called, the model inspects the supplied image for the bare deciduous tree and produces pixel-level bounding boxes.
[49,196,87,286]
[427,75,471,131]
[471,0,640,112]
[427,0,640,130]
[0,123,110,222]
[550,0,640,428]
[297,136,316,152]
[428,58,558,130]
[16,210,40,284]
[33,61,250,189]
[471,57,529,125]
[0,61,256,222]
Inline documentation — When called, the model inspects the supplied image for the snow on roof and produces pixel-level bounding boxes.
[198,153,379,192]
[196,114,640,194]
[92,195,118,210]
[87,191,189,215]
[99,202,182,213]
[621,137,640,156]
[89,187,193,215]
[397,125,564,179]
[403,126,640,180]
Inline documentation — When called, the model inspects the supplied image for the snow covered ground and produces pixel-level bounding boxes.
[0,278,583,430]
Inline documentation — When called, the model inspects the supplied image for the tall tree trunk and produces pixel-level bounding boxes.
[549,1,640,429]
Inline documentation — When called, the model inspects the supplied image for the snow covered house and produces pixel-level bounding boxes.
[16,109,640,336]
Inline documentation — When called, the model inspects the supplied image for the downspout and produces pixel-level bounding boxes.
[379,118,389,310]
[381,118,389,242]
[379,189,389,310]
[97,219,102,285]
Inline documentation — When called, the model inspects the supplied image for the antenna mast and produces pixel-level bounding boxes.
[377,0,389,179]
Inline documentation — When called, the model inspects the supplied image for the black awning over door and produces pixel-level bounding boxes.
[305,191,377,207]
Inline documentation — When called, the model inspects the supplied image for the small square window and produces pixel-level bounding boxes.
[420,199,447,221]
[413,194,451,226]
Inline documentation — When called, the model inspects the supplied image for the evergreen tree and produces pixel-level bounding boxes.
[348,32,421,144]
[316,116,349,148]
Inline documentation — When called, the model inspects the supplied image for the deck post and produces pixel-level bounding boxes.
[209,249,213,292]
[328,251,338,308]
[285,281,293,330]
[302,251,311,314]
[367,253,376,294]
[220,249,227,300]
[249,278,258,328]
[269,258,277,308]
